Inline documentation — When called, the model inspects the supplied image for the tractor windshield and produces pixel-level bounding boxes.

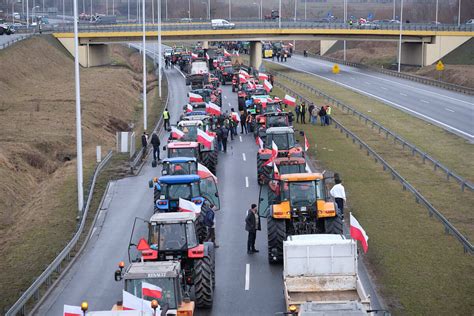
[164,162,197,175]
[266,115,288,128]
[279,163,306,175]
[168,147,198,158]
[266,133,295,150]
[179,125,199,141]
[167,184,192,200]
[286,181,317,207]
[264,103,281,113]
[150,222,198,250]
[126,277,178,309]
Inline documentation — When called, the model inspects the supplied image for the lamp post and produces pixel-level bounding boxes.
[304,0,306,20]
[202,1,209,20]
[294,0,297,22]
[435,0,438,24]
[458,0,461,26]
[343,0,347,61]
[278,0,281,28]
[127,0,129,21]
[228,0,231,20]
[397,0,403,73]
[165,0,167,20]
[158,0,162,97]
[188,0,191,20]
[26,0,29,28]
[253,2,260,19]
[392,0,395,20]
[142,0,147,131]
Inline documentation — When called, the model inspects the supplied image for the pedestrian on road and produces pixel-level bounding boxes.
[295,105,301,123]
[318,106,327,126]
[220,125,230,153]
[330,177,346,215]
[276,51,280,62]
[141,131,148,160]
[326,105,332,125]
[301,102,307,124]
[288,112,294,126]
[283,51,288,62]
[204,202,219,248]
[240,111,248,134]
[245,204,260,254]
[163,108,171,130]
[216,124,223,152]
[150,132,161,161]
[303,50,308,57]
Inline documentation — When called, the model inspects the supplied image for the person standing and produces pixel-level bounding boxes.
[150,132,161,161]
[141,131,149,160]
[220,125,229,153]
[308,103,315,125]
[163,108,171,130]
[330,178,346,214]
[326,105,332,125]
[240,111,248,134]
[204,202,219,248]
[295,104,301,123]
[276,51,280,62]
[318,106,327,126]
[245,204,260,254]
[301,103,306,124]
[216,124,223,152]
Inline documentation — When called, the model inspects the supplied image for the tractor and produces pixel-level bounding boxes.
[259,156,307,184]
[159,157,198,176]
[258,173,344,263]
[126,212,215,308]
[114,261,195,314]
[190,88,222,106]
[254,111,290,140]
[164,141,217,175]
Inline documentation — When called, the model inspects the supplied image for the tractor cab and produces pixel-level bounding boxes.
[185,102,207,113]
[175,121,205,142]
[255,112,290,140]
[256,100,283,115]
[263,127,303,156]
[161,157,198,176]
[166,142,200,159]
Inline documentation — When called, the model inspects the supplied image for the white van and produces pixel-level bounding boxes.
[211,19,235,30]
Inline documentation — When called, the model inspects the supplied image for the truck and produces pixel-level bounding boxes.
[283,234,372,314]
[186,58,209,89]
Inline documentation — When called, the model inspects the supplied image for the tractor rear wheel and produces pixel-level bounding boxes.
[257,157,271,185]
[194,255,214,308]
[324,210,344,234]
[201,151,217,175]
[196,217,208,244]
[267,217,286,264]
[153,189,160,212]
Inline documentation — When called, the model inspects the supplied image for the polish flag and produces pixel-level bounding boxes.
[198,163,217,182]
[185,103,193,113]
[191,52,198,59]
[288,42,294,47]
[64,305,82,316]
[239,74,247,83]
[206,52,210,60]
[142,281,163,299]
[256,136,264,149]
[259,73,268,81]
[247,81,256,89]
[224,49,232,57]
[273,163,280,179]
[239,69,250,78]
[263,79,273,93]
[262,141,278,166]
[205,102,221,116]
[273,97,281,102]
[197,128,214,149]
[123,290,154,313]
[171,127,185,139]
[283,94,296,107]
[179,198,202,213]
[350,213,369,253]
[304,135,309,151]
[231,112,240,122]
[189,93,203,103]
[234,51,240,56]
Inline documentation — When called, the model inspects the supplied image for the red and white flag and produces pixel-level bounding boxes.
[205,102,221,116]
[234,51,240,56]
[123,290,154,313]
[179,197,202,213]
[239,69,250,78]
[189,93,203,103]
[258,73,268,81]
[206,52,210,60]
[350,213,369,253]
[273,163,280,179]
[224,49,232,57]
[274,97,281,102]
[171,127,185,139]
[263,141,278,166]
[185,103,193,113]
[231,112,240,122]
[191,52,198,59]
[64,305,82,316]
[198,162,218,182]
[239,74,247,83]
[283,94,296,107]
[142,281,163,299]
[197,128,214,149]
[263,79,273,93]
[304,135,310,151]
[256,136,264,149]
[288,42,294,47]
[247,81,256,90]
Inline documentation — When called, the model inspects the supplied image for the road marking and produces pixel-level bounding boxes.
[245,263,250,290]
[89,227,97,241]
[242,153,246,161]
[239,135,242,142]
[400,92,408,96]
[268,61,474,139]
[380,86,388,90]
[445,108,455,113]
[224,95,227,99]
[245,177,249,188]
[228,102,232,108]
[364,81,371,85]
[421,99,430,104]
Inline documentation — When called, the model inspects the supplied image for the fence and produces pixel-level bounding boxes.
[0,33,34,50]
[270,70,473,192]
[274,80,473,254]
[6,151,113,316]
[299,52,474,95]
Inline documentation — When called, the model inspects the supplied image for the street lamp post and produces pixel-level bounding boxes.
[343,0,347,61]
[435,0,438,24]
[26,0,29,28]
[142,0,147,131]
[253,2,260,19]
[157,0,162,97]
[294,0,297,22]
[165,0,168,20]
[397,0,403,73]
[127,0,129,21]
[392,0,395,20]
[458,0,461,26]
[278,0,281,28]
[228,0,231,20]
[202,1,208,20]
[188,0,191,20]
[304,0,307,20]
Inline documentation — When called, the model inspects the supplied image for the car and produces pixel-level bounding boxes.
[211,19,235,30]
[0,22,15,35]
[179,18,192,23]
[465,19,474,25]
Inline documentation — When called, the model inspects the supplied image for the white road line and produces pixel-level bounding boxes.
[245,177,249,188]
[228,102,232,108]
[268,61,474,139]
[380,86,388,90]
[224,95,227,99]
[242,153,246,161]
[421,99,430,104]
[364,81,371,85]
[445,108,455,113]
[400,93,408,96]
[245,263,250,290]
[239,135,242,142]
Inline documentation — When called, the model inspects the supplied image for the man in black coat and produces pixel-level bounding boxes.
[150,132,161,161]
[245,204,260,254]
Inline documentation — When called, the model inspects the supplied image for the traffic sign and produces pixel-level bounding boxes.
[436,60,445,71]
[332,64,340,74]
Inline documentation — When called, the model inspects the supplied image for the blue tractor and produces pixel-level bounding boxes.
[160,157,198,176]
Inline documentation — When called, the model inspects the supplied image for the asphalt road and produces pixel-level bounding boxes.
[0,33,27,48]
[269,54,474,142]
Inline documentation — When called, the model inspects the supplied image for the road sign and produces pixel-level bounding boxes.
[332,64,340,74]
[436,60,445,71]
[368,13,374,20]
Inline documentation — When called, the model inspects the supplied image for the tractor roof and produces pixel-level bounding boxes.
[274,157,306,165]
[163,157,197,164]
[185,111,208,117]
[280,173,323,182]
[150,211,196,223]
[178,120,203,127]
[125,261,181,279]
[266,126,294,134]
[265,111,288,117]
[167,141,199,148]
[183,114,209,122]
[159,174,200,184]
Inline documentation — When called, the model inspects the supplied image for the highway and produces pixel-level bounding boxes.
[0,33,28,48]
[269,54,474,142]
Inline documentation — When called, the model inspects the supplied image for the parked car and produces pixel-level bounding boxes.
[211,19,235,30]
[0,22,15,35]
[465,19,474,25]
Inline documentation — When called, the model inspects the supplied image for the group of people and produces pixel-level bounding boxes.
[272,50,289,62]
[295,102,332,126]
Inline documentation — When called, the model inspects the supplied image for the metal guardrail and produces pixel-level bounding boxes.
[0,33,34,49]
[6,151,113,316]
[270,70,474,192]
[300,52,474,95]
[274,81,473,254]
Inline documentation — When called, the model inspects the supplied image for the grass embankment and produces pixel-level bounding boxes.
[267,82,474,313]
[0,37,165,312]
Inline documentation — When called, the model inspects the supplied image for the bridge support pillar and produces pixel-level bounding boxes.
[202,41,209,49]
[249,41,263,70]
[320,40,339,56]
[57,38,111,67]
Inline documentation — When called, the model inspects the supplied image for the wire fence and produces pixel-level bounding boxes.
[270,70,473,192]
[273,80,473,254]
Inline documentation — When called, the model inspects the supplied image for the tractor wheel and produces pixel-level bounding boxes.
[324,210,344,234]
[153,189,160,212]
[256,158,270,185]
[204,242,216,289]
[267,217,286,264]
[201,151,217,175]
[196,218,208,244]
[194,255,214,308]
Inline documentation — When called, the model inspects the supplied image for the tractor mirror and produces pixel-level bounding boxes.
[162,145,166,151]
[114,270,122,282]
[148,180,154,188]
[215,192,219,197]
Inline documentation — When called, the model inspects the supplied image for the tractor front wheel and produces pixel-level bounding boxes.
[194,255,214,308]
[267,217,286,264]
[324,209,344,234]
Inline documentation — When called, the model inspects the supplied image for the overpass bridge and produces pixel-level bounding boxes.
[51,21,474,68]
